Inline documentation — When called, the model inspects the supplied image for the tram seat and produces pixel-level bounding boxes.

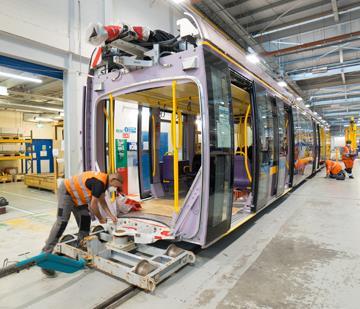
[160,154,190,190]
[234,155,251,189]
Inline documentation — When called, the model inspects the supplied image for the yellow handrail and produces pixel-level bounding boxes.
[152,114,156,177]
[244,104,252,182]
[177,111,183,149]
[109,94,115,201]
[172,81,179,213]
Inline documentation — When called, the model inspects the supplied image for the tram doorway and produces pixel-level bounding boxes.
[107,81,202,225]
[230,72,254,217]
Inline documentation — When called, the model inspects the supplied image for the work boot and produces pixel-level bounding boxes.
[349,175,354,179]
[41,268,57,278]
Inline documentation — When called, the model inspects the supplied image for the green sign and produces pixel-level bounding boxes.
[115,139,127,168]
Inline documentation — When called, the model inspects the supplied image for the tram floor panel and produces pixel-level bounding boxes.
[118,197,186,227]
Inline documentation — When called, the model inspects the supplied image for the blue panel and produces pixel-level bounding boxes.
[0,55,63,80]
[27,139,54,173]
[142,132,151,191]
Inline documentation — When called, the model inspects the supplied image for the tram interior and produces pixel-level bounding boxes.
[110,78,254,226]
[112,81,201,225]
[230,79,254,217]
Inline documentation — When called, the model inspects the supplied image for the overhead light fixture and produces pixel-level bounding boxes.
[246,53,260,64]
[296,97,303,101]
[0,71,42,84]
[277,81,287,87]
[305,104,310,107]
[318,116,322,119]
[36,123,44,128]
[0,86,8,96]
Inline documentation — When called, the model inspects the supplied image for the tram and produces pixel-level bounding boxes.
[83,9,330,248]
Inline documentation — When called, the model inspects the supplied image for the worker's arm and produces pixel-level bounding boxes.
[325,164,330,177]
[97,194,118,224]
[89,196,106,223]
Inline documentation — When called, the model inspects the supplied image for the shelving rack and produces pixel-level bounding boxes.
[0,131,33,174]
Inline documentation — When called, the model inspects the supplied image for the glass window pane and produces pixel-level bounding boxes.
[205,50,233,240]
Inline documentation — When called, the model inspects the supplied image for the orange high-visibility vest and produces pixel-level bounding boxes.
[326,160,342,175]
[64,171,107,206]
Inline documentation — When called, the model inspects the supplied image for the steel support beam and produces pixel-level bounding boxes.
[253,3,360,39]
[311,97,360,107]
[246,0,329,31]
[234,0,298,20]
[289,64,360,81]
[261,31,360,57]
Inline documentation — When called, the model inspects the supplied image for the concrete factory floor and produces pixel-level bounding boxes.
[1,164,360,308]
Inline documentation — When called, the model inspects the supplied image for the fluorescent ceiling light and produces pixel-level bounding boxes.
[0,101,63,112]
[305,104,310,107]
[296,97,303,101]
[0,71,42,84]
[0,86,8,96]
[277,81,287,87]
[246,53,260,64]
[318,116,322,119]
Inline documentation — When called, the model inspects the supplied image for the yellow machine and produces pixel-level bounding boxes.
[344,117,357,149]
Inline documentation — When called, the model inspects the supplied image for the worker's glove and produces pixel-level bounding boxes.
[110,215,118,224]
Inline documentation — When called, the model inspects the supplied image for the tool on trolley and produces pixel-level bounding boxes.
[0,252,86,279]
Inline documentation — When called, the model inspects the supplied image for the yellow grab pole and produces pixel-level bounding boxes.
[152,115,156,177]
[172,81,179,213]
[244,104,252,182]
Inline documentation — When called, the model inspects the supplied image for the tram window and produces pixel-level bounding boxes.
[160,111,183,161]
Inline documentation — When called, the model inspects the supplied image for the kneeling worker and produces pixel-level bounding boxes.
[325,160,345,180]
[42,171,122,276]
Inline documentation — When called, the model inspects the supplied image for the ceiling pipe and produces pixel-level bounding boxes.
[261,30,360,57]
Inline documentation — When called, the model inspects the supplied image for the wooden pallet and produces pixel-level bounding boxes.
[13,174,25,182]
[0,153,24,157]
[0,175,13,183]
[24,173,56,192]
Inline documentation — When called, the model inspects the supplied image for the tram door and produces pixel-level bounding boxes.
[276,99,289,195]
[255,84,278,210]
[204,50,234,242]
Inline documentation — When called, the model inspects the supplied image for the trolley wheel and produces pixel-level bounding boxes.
[91,225,105,234]
[134,260,154,276]
[165,244,184,258]
[59,234,76,243]
[91,225,107,242]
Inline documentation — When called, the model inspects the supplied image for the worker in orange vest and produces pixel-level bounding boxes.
[42,171,122,276]
[325,160,345,180]
[342,140,356,179]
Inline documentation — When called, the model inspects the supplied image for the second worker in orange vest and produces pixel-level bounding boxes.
[41,171,123,276]
[342,140,356,179]
[325,160,345,180]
